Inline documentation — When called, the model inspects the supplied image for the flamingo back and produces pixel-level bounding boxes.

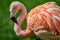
[27,2,60,37]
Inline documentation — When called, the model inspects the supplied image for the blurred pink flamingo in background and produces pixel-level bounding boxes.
[10,1,60,40]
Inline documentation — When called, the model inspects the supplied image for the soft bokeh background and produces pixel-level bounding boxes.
[0,0,60,40]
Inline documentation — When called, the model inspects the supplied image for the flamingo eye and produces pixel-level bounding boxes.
[10,6,16,13]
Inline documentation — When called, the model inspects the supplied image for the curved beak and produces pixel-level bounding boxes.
[10,11,17,23]
[11,16,17,23]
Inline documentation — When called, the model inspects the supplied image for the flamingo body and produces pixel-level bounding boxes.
[27,2,60,35]
[27,2,60,40]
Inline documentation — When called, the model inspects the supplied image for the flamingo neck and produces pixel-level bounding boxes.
[14,4,34,37]
[17,5,27,26]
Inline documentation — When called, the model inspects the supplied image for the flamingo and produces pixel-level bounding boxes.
[10,1,60,40]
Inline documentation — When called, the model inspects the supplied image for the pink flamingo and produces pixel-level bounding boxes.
[10,1,60,40]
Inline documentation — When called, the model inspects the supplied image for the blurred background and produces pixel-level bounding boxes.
[0,0,60,40]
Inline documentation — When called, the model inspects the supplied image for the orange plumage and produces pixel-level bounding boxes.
[27,2,60,35]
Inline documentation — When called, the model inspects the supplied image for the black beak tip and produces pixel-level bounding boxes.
[11,17,17,23]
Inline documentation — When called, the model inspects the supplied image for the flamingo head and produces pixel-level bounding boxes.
[10,2,21,23]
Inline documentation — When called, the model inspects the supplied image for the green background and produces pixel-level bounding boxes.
[0,0,60,40]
